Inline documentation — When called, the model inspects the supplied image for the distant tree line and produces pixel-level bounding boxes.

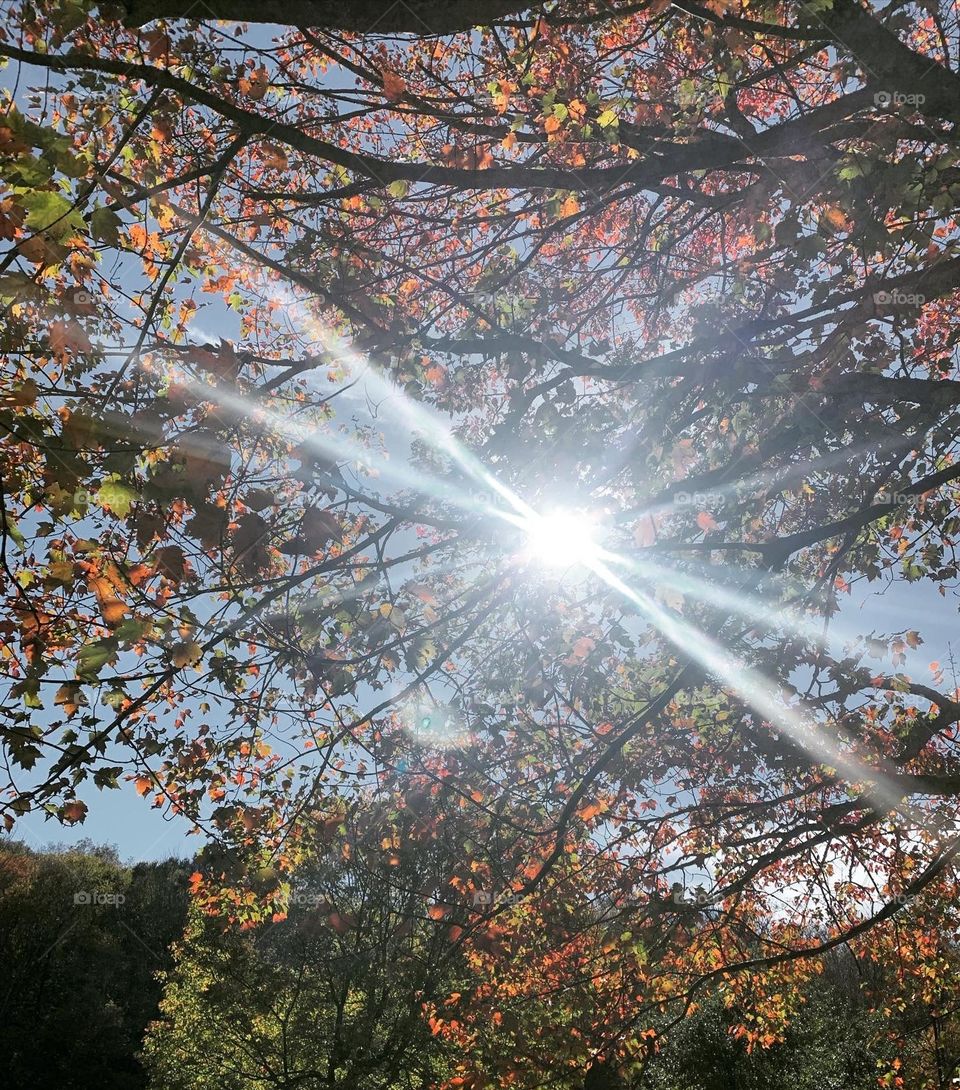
[0,839,191,1089]
[2,839,957,1089]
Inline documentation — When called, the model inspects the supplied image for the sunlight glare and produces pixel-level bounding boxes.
[523,510,601,570]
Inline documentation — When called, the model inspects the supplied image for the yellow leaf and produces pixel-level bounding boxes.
[171,640,202,668]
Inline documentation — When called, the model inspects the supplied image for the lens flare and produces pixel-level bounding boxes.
[523,511,601,570]
[401,701,469,750]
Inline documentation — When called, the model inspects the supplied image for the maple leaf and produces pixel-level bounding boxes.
[61,800,87,824]
[381,69,407,102]
[154,545,187,583]
[576,801,603,822]
[170,640,203,668]
[53,682,85,717]
[48,319,92,361]
[239,66,270,100]
[231,513,272,574]
[89,561,129,627]
[302,508,341,549]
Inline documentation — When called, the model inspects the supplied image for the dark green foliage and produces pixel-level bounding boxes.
[638,983,898,1090]
[0,840,191,1089]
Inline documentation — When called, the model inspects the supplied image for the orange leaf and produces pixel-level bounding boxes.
[382,69,406,102]
[240,67,270,101]
[822,204,852,233]
[62,800,87,824]
[48,319,92,362]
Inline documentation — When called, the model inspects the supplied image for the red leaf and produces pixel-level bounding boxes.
[62,800,87,824]
[382,69,406,101]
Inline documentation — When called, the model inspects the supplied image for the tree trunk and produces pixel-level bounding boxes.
[122,0,526,33]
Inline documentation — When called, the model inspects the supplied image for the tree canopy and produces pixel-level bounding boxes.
[3,0,960,1084]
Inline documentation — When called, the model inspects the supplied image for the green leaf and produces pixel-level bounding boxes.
[90,206,121,245]
[78,639,118,679]
[115,617,151,646]
[1,152,54,186]
[19,189,85,242]
[93,765,124,790]
[95,476,137,518]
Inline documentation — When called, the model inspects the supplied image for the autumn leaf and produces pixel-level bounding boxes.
[48,319,92,361]
[563,636,595,664]
[89,566,128,627]
[302,508,341,550]
[231,512,272,574]
[171,640,203,668]
[328,911,353,935]
[53,682,85,717]
[61,800,87,824]
[244,488,276,511]
[154,545,187,583]
[381,69,407,102]
[634,515,657,547]
[821,203,852,234]
[239,66,270,100]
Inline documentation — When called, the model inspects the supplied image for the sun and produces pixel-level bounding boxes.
[522,509,602,570]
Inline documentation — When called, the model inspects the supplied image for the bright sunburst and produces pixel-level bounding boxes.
[522,510,602,570]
